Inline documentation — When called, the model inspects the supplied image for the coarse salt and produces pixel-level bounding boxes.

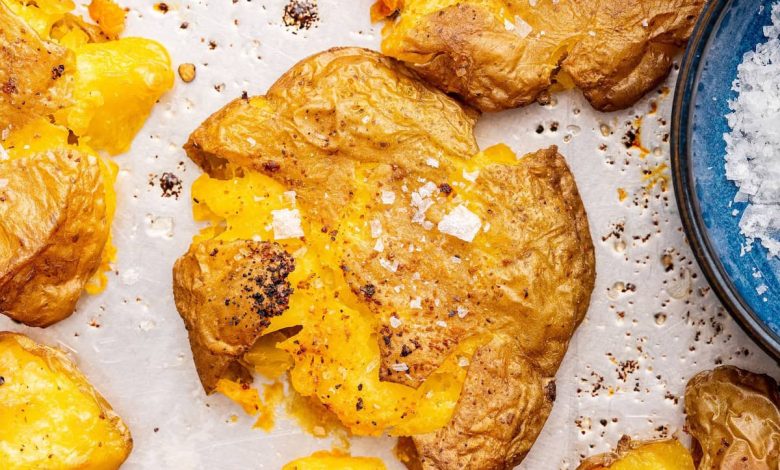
[379,257,399,272]
[435,320,447,328]
[456,306,469,318]
[370,218,382,238]
[409,297,422,309]
[381,190,396,204]
[271,208,304,239]
[724,2,780,259]
[425,157,440,168]
[389,316,402,328]
[462,169,479,182]
[391,363,409,372]
[283,190,297,205]
[438,205,482,242]
[373,238,384,252]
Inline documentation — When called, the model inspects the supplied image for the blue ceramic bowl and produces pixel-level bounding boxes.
[672,0,780,358]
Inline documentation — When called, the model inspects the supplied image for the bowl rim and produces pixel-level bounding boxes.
[671,0,780,360]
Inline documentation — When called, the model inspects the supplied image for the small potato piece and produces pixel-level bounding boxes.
[577,436,694,470]
[0,149,109,327]
[172,239,295,392]
[57,37,174,154]
[0,0,73,130]
[283,451,387,470]
[376,0,705,112]
[685,366,780,470]
[0,332,132,469]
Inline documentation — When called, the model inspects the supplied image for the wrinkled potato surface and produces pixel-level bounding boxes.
[0,332,132,469]
[374,0,704,112]
[685,366,780,470]
[577,437,694,470]
[181,47,595,469]
[0,145,110,327]
[283,451,387,470]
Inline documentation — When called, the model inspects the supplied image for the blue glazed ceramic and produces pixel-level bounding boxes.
[673,0,780,358]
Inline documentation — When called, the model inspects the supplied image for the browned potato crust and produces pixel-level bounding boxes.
[172,239,295,393]
[185,47,595,469]
[685,366,780,470]
[0,0,73,130]
[376,0,704,112]
[0,149,108,327]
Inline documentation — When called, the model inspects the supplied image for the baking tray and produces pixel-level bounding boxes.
[2,1,778,468]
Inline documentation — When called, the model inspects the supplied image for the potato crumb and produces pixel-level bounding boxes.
[178,63,197,83]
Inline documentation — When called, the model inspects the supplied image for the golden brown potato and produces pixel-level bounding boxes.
[685,366,780,470]
[0,331,132,469]
[374,0,705,112]
[184,47,594,469]
[0,149,109,327]
[0,0,73,130]
[172,239,295,393]
[577,436,694,470]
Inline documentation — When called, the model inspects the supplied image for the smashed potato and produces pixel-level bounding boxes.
[374,0,705,112]
[0,332,132,468]
[283,451,387,470]
[685,366,780,470]
[181,47,594,469]
[172,239,295,392]
[577,437,694,470]
[0,147,110,327]
[2,0,173,154]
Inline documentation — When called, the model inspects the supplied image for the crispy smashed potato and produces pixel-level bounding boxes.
[1,0,173,154]
[0,0,73,129]
[283,451,387,470]
[577,436,694,470]
[0,147,110,327]
[0,332,132,468]
[182,47,595,469]
[685,366,780,470]
[172,239,295,392]
[374,0,705,112]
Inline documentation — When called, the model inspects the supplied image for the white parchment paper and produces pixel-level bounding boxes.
[2,1,778,468]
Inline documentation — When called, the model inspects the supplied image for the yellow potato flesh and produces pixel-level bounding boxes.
[0,335,130,469]
[282,452,387,470]
[190,144,516,436]
[57,37,173,155]
[599,441,695,470]
[2,118,118,293]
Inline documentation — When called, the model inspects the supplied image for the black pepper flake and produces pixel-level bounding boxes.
[400,344,412,357]
[0,376,4,386]
[159,172,182,199]
[438,183,453,195]
[180,21,189,29]
[359,283,376,299]
[535,124,544,134]
[282,0,319,30]
[356,397,364,411]
[51,64,65,80]
[155,2,169,13]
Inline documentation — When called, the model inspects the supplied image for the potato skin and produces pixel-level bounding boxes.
[685,366,780,470]
[576,436,694,470]
[0,149,109,327]
[185,47,595,469]
[378,0,704,112]
[172,239,295,393]
[0,0,73,130]
[0,331,132,469]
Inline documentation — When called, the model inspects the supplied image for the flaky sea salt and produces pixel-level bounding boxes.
[380,190,396,205]
[724,2,780,258]
[271,209,304,239]
[438,205,482,242]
